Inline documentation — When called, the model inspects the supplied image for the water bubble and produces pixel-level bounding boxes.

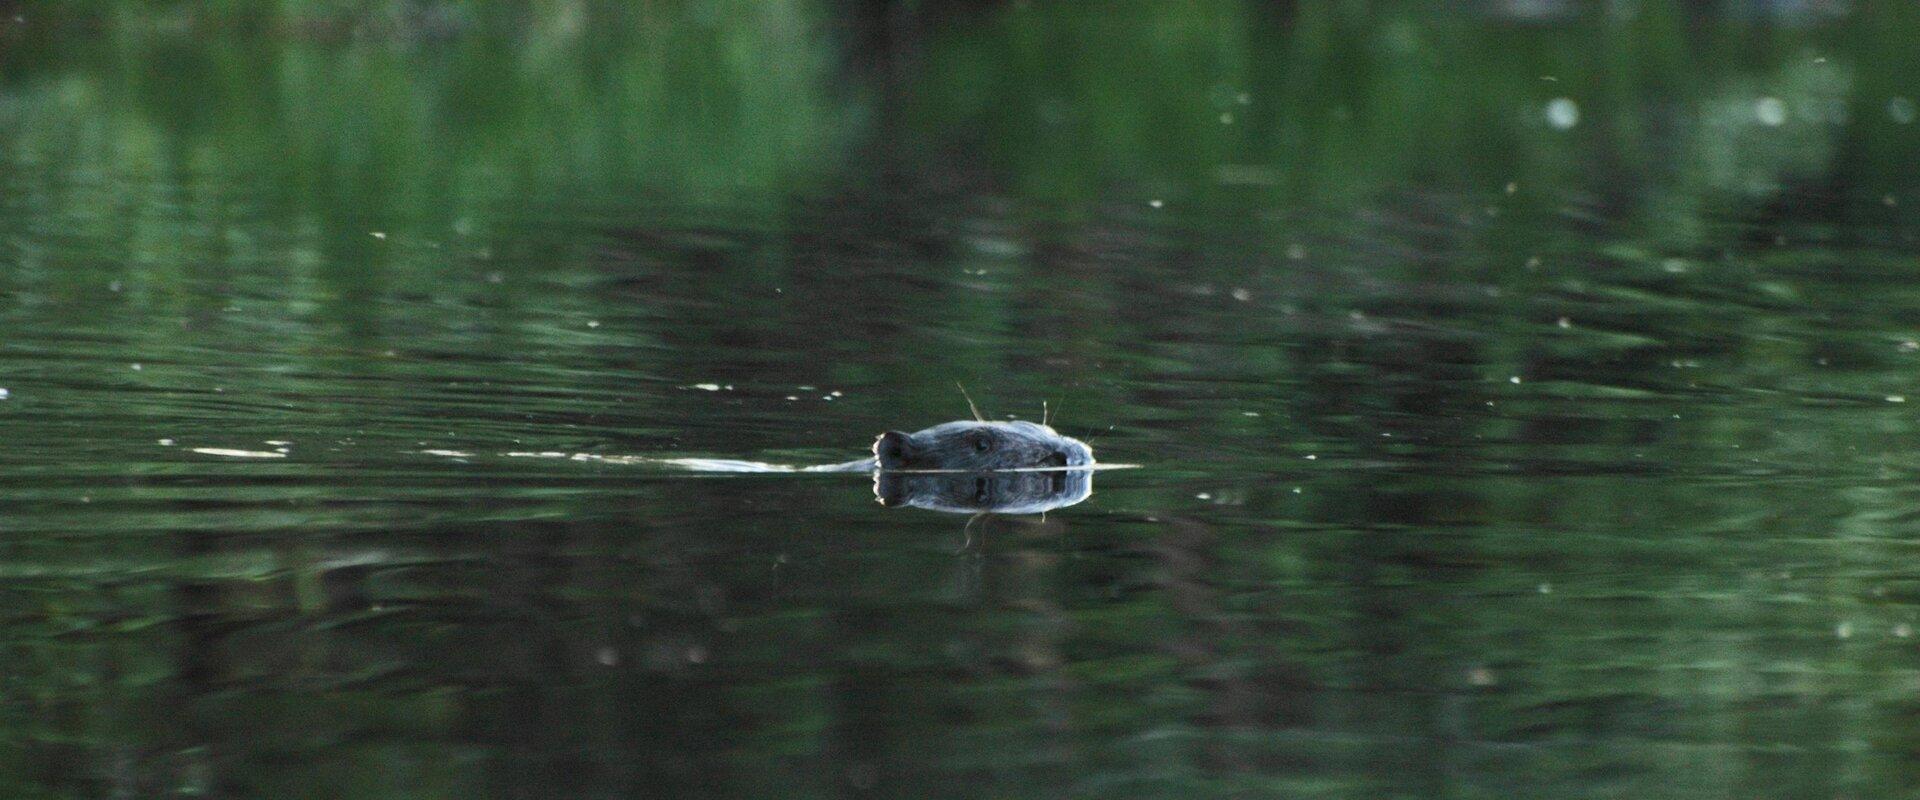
[1754,97,1787,126]
[1545,98,1579,130]
[1148,199,1164,209]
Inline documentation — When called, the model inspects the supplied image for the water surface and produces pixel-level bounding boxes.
[5,3,1920,798]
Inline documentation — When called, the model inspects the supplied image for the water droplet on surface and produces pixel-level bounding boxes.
[1545,97,1579,130]
[1754,97,1787,126]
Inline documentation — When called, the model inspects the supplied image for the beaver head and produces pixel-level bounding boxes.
[875,469,1093,514]
[872,420,1094,472]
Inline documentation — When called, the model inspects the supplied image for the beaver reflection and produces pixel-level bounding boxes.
[873,469,1093,515]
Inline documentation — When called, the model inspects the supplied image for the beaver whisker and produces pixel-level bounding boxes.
[960,381,990,423]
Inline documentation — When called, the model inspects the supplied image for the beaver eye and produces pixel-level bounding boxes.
[972,434,993,453]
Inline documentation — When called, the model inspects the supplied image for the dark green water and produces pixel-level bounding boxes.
[6,3,1920,798]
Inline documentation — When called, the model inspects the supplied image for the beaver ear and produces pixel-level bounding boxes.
[874,431,912,467]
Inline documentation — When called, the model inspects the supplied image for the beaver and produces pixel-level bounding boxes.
[649,419,1096,475]
[870,420,1094,471]
[770,419,1095,473]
